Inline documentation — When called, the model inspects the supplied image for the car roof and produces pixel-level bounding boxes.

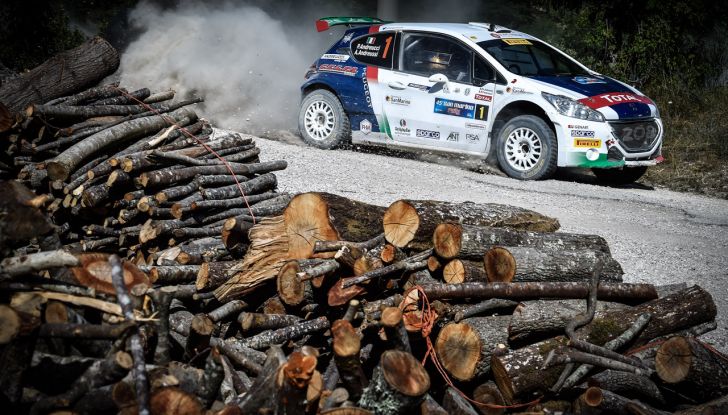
[377,22,536,43]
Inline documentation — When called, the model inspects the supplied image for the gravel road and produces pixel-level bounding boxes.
[256,136,728,350]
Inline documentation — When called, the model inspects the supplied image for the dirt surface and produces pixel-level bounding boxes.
[255,135,728,350]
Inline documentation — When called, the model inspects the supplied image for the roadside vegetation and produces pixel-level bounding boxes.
[529,0,728,198]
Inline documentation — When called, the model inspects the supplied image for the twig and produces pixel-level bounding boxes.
[110,255,150,415]
[561,312,652,389]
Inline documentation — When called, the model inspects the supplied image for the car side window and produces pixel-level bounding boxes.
[399,33,472,83]
[473,56,507,86]
[350,32,397,68]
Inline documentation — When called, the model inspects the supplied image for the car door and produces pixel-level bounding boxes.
[377,32,492,153]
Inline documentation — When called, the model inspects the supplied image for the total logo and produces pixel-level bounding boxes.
[474,94,492,102]
[386,95,411,106]
[599,93,640,103]
[446,132,459,142]
[394,119,411,136]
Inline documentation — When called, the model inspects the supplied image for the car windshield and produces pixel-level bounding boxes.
[477,39,590,77]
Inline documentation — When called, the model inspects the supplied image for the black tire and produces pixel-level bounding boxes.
[496,115,557,180]
[298,89,351,149]
[592,166,648,185]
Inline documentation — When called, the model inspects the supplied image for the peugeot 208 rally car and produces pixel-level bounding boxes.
[299,17,664,183]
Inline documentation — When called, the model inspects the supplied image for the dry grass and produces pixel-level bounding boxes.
[643,87,728,199]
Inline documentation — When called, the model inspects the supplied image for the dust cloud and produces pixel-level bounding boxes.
[119,1,347,135]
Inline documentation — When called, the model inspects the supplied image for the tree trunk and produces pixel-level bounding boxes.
[277,260,314,307]
[589,370,665,407]
[421,281,657,304]
[382,200,560,251]
[0,37,119,113]
[483,246,623,283]
[47,107,196,181]
[655,336,728,402]
[435,316,510,381]
[138,160,287,188]
[241,316,330,350]
[491,286,717,403]
[358,350,430,415]
[433,223,610,260]
[508,299,629,345]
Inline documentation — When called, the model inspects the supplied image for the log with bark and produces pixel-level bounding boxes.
[382,200,560,250]
[0,37,119,115]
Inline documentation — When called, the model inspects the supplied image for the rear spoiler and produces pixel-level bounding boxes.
[315,16,390,32]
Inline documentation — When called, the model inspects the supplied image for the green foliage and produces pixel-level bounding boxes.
[0,0,137,72]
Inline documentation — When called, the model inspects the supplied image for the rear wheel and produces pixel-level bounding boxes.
[592,166,647,184]
[298,89,350,149]
[496,115,557,180]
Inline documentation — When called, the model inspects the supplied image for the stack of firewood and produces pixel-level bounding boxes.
[2,192,726,414]
[1,37,726,415]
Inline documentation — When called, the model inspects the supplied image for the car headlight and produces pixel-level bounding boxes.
[542,92,605,122]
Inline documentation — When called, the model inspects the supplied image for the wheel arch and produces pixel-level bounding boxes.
[491,100,555,149]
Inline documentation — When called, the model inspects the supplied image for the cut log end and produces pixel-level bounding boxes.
[284,193,340,259]
[490,355,514,404]
[46,161,71,181]
[0,305,21,344]
[655,336,692,383]
[435,322,481,381]
[380,307,403,328]
[582,386,604,407]
[71,253,149,294]
[443,259,465,284]
[332,319,361,358]
[484,247,516,283]
[381,350,430,397]
[277,261,306,306]
[383,200,420,248]
[432,223,462,259]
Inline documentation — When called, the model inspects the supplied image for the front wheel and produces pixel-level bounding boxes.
[298,89,350,149]
[592,166,647,185]
[496,115,558,180]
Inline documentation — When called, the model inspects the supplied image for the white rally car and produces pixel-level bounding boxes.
[299,17,664,183]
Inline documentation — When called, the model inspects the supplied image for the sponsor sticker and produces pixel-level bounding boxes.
[573,76,606,85]
[446,132,459,142]
[466,133,480,143]
[321,53,350,62]
[570,130,595,137]
[394,119,411,136]
[466,122,488,130]
[474,93,492,102]
[386,95,411,106]
[361,67,372,109]
[568,124,589,129]
[360,119,372,135]
[490,32,501,39]
[579,93,654,109]
[573,138,601,148]
[318,64,358,76]
[434,98,489,121]
[502,38,532,46]
[341,33,354,44]
[408,83,431,92]
[416,129,440,139]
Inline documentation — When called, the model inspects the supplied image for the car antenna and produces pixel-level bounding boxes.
[488,23,495,31]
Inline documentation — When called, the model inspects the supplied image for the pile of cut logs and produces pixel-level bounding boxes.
[2,191,727,414]
[2,38,727,415]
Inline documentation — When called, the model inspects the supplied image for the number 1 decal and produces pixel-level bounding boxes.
[382,36,393,59]
[475,104,489,121]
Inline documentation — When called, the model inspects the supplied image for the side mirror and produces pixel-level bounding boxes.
[428,73,449,84]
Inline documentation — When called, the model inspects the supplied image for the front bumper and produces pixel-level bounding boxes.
[554,116,664,169]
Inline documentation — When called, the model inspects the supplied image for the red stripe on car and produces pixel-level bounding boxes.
[578,92,654,109]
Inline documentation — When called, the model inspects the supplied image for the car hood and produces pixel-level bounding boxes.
[529,75,656,120]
